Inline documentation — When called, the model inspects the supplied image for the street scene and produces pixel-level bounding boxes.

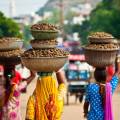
[0,0,120,120]
[20,78,120,120]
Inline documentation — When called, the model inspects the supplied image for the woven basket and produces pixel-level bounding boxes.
[88,37,115,44]
[0,56,21,66]
[84,48,118,67]
[21,57,68,72]
[0,40,23,50]
[118,41,120,46]
[30,29,58,40]
[30,42,57,49]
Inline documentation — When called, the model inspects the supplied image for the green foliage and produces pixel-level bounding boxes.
[65,11,77,21]
[113,0,120,10]
[90,9,113,32]
[78,20,91,45]
[0,11,22,38]
[76,0,120,45]
[63,24,73,35]
[23,25,31,42]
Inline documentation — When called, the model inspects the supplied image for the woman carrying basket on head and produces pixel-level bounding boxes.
[26,70,66,120]
[83,58,120,120]
[1,65,35,120]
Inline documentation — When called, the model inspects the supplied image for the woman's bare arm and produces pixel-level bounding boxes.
[115,56,120,77]
[56,70,66,85]
[83,101,89,118]
[22,71,36,85]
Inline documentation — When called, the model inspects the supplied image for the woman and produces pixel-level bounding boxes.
[1,65,35,120]
[0,65,5,119]
[83,61,120,120]
[26,70,66,120]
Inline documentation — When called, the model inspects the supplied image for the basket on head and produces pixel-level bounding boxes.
[88,37,117,44]
[84,48,118,68]
[0,40,23,51]
[21,57,68,72]
[30,30,58,40]
[88,32,114,44]
[30,40,57,49]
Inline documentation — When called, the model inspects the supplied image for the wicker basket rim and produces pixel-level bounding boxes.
[21,56,68,59]
[31,44,57,47]
[0,40,23,43]
[30,39,57,42]
[30,29,59,33]
[0,56,21,58]
[15,40,23,42]
[88,36,114,39]
[89,39,118,43]
[30,41,57,45]
[83,47,119,51]
[32,46,57,49]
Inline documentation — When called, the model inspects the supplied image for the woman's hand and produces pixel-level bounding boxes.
[83,101,89,118]
[30,71,36,76]
[23,71,36,85]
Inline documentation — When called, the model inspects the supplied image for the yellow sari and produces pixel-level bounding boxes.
[26,73,66,120]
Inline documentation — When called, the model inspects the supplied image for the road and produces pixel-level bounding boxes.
[20,78,120,120]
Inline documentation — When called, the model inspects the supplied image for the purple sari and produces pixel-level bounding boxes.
[104,83,113,120]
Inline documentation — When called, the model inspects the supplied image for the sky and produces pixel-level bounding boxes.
[0,0,48,17]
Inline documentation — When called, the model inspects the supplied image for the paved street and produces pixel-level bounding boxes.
[20,78,120,120]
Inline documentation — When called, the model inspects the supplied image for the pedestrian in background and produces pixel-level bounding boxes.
[0,65,5,119]
[1,65,35,120]
[16,64,31,93]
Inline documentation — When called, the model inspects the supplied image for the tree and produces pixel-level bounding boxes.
[113,0,120,10]
[23,25,31,42]
[0,11,22,38]
[77,0,120,45]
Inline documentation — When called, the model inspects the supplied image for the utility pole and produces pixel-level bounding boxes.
[9,0,16,18]
[59,0,64,29]
[59,0,65,40]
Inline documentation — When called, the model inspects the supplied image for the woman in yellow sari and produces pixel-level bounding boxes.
[26,70,66,120]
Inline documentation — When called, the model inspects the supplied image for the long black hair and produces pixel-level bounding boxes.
[3,66,15,105]
[4,66,15,90]
[94,67,107,107]
[94,67,107,83]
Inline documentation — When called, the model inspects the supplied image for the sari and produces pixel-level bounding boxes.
[1,72,27,120]
[26,73,66,120]
[104,83,113,120]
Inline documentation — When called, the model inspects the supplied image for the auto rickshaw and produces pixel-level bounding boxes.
[64,55,92,105]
